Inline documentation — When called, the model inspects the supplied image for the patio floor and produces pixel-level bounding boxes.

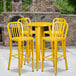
[0,46,76,76]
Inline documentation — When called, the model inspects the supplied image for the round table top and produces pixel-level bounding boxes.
[27,22,52,27]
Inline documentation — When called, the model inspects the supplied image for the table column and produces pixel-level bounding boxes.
[35,26,41,71]
[40,27,45,59]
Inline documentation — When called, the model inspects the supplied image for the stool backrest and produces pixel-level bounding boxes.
[53,18,66,23]
[51,22,68,38]
[7,22,23,39]
[17,18,31,32]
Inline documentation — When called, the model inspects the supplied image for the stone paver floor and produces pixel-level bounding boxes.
[0,46,76,76]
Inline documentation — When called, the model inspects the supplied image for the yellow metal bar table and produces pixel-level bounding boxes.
[27,22,52,71]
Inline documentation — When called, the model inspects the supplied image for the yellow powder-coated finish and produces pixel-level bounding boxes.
[43,18,66,35]
[41,22,68,75]
[7,22,34,75]
[53,18,66,24]
[28,22,52,27]
[44,18,67,50]
[17,18,35,35]
[27,22,52,71]
[17,18,35,63]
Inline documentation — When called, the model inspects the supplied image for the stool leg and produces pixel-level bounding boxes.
[62,40,68,70]
[18,41,21,75]
[31,40,34,71]
[24,41,28,65]
[27,40,30,63]
[41,40,44,71]
[51,41,54,67]
[24,51,26,65]
[43,40,45,60]
[54,41,57,75]
[29,27,32,58]
[24,40,29,64]
[29,41,32,57]
[8,40,12,70]
[21,41,24,67]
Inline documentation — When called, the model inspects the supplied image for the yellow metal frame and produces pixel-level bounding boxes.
[41,22,68,75]
[43,54,64,60]
[17,18,35,35]
[7,22,34,75]
[27,22,52,71]
[17,18,35,63]
[44,18,67,51]
[53,18,66,23]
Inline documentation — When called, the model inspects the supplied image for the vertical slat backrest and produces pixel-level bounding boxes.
[48,18,66,37]
[52,22,68,38]
[7,22,23,39]
[53,18,66,23]
[17,18,31,31]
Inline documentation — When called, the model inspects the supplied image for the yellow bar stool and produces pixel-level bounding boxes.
[43,18,67,58]
[17,18,35,63]
[41,22,68,75]
[43,18,67,60]
[7,22,34,75]
[53,18,67,49]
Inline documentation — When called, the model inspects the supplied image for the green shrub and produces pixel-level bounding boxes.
[54,0,74,14]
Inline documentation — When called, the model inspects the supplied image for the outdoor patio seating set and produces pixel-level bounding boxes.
[7,18,69,75]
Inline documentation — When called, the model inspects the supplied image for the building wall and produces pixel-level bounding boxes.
[12,0,22,12]
[1,12,76,46]
[0,15,4,24]
[27,0,60,12]
[0,15,4,42]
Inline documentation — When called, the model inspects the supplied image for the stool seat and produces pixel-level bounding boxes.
[43,36,65,41]
[11,37,33,41]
